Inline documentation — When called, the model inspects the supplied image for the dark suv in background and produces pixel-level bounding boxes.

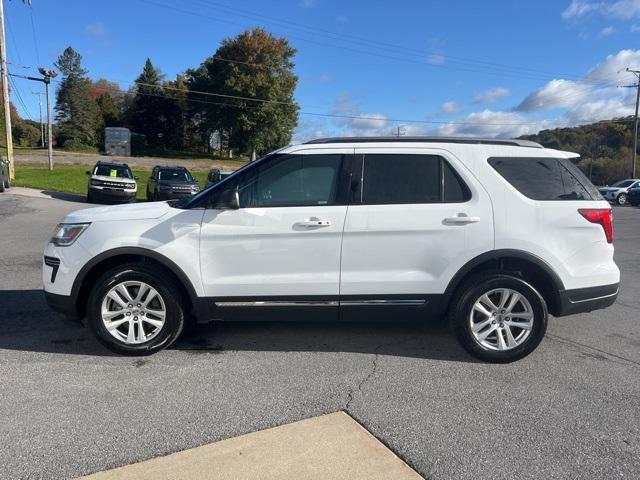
[146,166,199,201]
[0,156,10,193]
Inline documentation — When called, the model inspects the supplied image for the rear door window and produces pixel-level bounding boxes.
[488,157,600,201]
[360,154,470,204]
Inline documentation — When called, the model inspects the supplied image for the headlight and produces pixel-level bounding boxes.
[51,223,90,247]
[191,185,199,192]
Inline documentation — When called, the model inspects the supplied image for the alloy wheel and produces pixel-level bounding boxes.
[469,288,534,351]
[101,281,166,344]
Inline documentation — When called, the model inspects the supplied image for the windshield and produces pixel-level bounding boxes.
[159,169,193,182]
[94,165,133,179]
[611,180,635,188]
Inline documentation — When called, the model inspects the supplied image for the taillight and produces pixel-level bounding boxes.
[578,208,613,243]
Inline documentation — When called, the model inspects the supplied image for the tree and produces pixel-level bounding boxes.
[188,28,299,158]
[54,47,101,150]
[129,59,170,149]
[95,92,121,127]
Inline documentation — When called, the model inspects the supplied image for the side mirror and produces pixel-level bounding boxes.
[134,176,139,181]
[194,179,199,183]
[212,188,239,210]
[85,171,91,175]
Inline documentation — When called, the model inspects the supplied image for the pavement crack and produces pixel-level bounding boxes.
[344,342,393,411]
[547,333,640,367]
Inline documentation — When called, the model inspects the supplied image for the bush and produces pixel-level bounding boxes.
[61,139,99,153]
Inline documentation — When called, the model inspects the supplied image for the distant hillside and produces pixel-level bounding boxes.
[520,117,637,185]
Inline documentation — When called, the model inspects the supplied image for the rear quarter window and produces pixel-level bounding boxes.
[488,157,601,201]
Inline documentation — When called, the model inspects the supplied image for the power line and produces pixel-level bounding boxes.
[88,79,566,127]
[137,0,623,86]
[5,16,21,63]
[9,75,34,120]
[187,0,592,82]
[27,3,40,64]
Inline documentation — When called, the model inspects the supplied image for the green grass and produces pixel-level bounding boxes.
[13,164,210,201]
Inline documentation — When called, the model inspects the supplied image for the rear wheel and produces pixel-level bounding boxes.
[449,272,547,363]
[0,169,5,193]
[87,263,186,355]
[617,193,627,205]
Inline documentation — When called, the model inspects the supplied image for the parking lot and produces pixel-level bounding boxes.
[1,191,639,480]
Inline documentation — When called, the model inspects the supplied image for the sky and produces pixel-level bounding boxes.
[5,0,640,142]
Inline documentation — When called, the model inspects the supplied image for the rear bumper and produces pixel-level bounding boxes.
[44,291,78,320]
[556,282,619,316]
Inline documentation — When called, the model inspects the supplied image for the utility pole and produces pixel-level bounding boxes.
[624,68,640,178]
[394,125,406,137]
[21,69,57,170]
[43,72,53,170]
[32,91,44,147]
[0,0,14,180]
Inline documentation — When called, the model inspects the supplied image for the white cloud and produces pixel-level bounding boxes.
[327,93,389,136]
[631,24,640,31]
[293,118,328,143]
[294,50,637,143]
[517,49,640,117]
[473,87,511,104]
[426,53,445,65]
[319,73,333,83]
[440,101,460,114]
[300,0,318,8]
[598,25,616,37]
[516,79,587,111]
[336,14,348,23]
[562,0,640,20]
[85,22,107,37]
[437,110,549,139]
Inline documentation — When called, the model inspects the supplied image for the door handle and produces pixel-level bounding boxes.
[294,218,332,228]
[444,214,480,225]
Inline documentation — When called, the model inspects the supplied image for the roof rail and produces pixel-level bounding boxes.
[303,136,543,148]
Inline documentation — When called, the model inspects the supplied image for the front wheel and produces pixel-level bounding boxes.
[87,263,186,355]
[449,273,548,363]
[617,193,627,205]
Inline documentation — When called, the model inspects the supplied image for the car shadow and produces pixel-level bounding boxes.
[0,289,477,363]
[41,190,88,203]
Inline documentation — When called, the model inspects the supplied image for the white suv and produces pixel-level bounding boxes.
[43,137,619,362]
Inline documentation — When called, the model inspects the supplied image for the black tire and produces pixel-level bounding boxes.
[86,263,186,355]
[617,193,627,205]
[3,171,9,189]
[0,170,5,193]
[448,272,548,363]
[86,189,94,203]
[146,187,152,201]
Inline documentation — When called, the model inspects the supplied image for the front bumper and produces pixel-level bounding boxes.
[89,186,136,203]
[556,282,619,316]
[44,291,78,319]
[156,190,196,200]
[599,191,619,202]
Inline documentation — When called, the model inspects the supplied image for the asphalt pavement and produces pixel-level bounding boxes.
[1,191,639,480]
